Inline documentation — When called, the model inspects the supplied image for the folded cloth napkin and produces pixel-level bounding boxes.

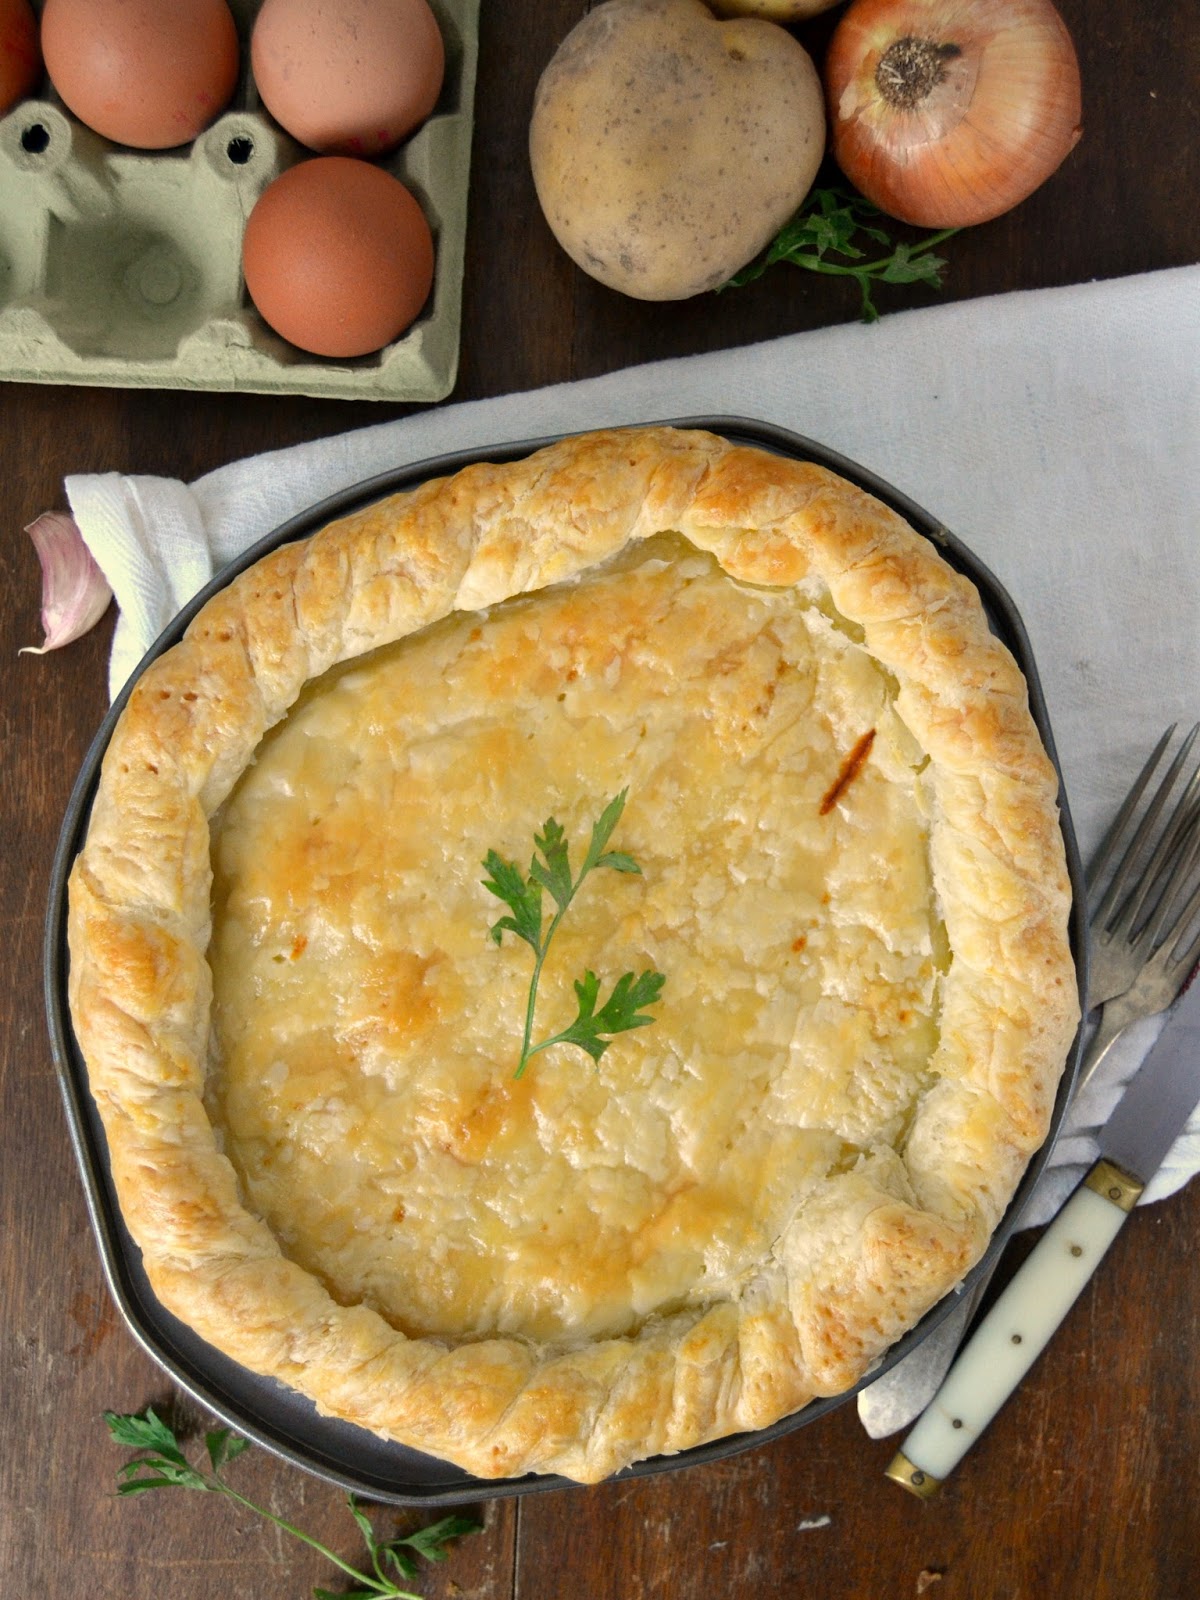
[66,265,1200,1437]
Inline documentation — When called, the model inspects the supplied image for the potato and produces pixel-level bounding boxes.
[529,0,825,301]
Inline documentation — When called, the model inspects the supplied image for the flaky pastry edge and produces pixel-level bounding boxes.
[66,426,1079,1483]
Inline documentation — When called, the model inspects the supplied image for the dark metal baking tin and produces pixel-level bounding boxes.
[45,416,1087,1505]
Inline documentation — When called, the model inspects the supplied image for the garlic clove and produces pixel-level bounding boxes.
[20,510,113,655]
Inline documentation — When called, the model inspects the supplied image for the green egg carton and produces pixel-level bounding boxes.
[0,0,478,401]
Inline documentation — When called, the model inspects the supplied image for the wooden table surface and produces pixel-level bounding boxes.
[3,4,1198,1597]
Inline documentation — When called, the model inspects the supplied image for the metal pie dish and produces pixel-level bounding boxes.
[45,416,1086,1504]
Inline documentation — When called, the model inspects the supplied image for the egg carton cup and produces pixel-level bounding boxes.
[0,0,478,402]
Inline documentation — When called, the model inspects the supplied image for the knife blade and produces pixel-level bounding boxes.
[886,972,1200,1497]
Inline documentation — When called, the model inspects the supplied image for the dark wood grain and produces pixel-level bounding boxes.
[2,3,1198,1598]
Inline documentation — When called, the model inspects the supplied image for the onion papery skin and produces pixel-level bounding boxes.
[826,0,1083,229]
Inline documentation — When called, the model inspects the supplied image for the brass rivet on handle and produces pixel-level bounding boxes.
[885,1451,941,1498]
[1084,1158,1144,1214]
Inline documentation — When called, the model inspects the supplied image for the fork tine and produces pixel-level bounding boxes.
[1085,724,1176,896]
[1152,819,1200,953]
[1092,723,1200,925]
[1124,788,1200,937]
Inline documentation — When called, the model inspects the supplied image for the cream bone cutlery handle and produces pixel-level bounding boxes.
[887,1160,1143,1496]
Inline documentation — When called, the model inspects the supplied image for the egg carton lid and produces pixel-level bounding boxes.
[0,0,478,402]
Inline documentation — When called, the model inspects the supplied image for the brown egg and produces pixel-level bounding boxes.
[242,157,435,358]
[0,0,40,117]
[40,0,239,150]
[251,0,444,157]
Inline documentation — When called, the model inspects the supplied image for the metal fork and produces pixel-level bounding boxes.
[1078,723,1200,1093]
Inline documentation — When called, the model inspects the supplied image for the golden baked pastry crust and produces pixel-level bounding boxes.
[66,425,1079,1483]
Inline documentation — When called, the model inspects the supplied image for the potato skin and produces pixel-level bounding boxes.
[529,0,826,301]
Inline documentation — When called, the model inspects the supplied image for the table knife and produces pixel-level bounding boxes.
[887,974,1200,1496]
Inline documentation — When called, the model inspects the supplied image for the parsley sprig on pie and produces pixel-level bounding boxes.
[482,790,666,1076]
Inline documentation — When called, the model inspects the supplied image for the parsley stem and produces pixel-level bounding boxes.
[784,226,958,281]
[516,900,572,1077]
[215,1483,404,1597]
[854,226,960,271]
[525,1021,581,1060]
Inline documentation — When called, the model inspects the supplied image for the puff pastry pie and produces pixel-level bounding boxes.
[67,426,1079,1484]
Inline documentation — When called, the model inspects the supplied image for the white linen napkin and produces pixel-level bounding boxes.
[64,265,1200,1436]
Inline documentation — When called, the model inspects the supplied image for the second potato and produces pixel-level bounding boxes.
[529,0,825,301]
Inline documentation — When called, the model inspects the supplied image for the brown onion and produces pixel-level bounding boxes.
[826,0,1082,228]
